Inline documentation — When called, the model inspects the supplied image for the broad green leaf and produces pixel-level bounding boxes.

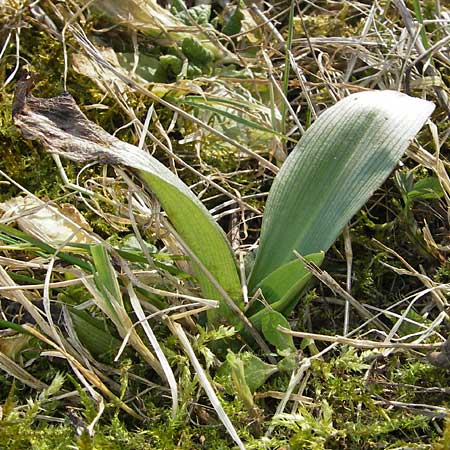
[245,253,323,332]
[175,4,211,26]
[12,85,243,323]
[91,0,225,60]
[182,36,214,67]
[261,311,295,354]
[247,270,310,331]
[249,90,435,289]
[116,53,160,83]
[154,55,183,82]
[277,354,296,372]
[409,176,444,201]
[70,309,122,359]
[136,172,242,310]
[170,0,186,13]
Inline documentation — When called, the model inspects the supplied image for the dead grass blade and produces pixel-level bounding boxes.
[168,320,246,450]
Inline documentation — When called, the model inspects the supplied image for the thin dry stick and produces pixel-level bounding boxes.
[0,350,48,390]
[343,225,353,335]
[374,239,448,311]
[0,266,54,336]
[116,258,219,308]
[23,324,142,419]
[126,282,178,418]
[278,328,442,350]
[265,358,311,437]
[167,320,246,450]
[0,264,138,416]
[250,3,317,119]
[373,399,449,418]
[394,0,450,118]
[344,3,376,82]
[409,33,450,69]
[0,276,92,291]
[115,103,262,215]
[254,391,314,405]
[294,251,390,332]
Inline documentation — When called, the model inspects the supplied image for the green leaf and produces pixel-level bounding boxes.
[0,320,30,335]
[222,6,244,36]
[226,351,255,410]
[170,0,186,14]
[408,176,444,201]
[154,54,183,82]
[0,223,91,271]
[246,253,324,331]
[12,86,242,323]
[277,354,296,372]
[69,309,122,359]
[136,170,242,315]
[116,53,160,83]
[247,252,324,317]
[176,5,211,26]
[217,351,277,393]
[90,244,123,321]
[182,36,214,67]
[249,90,435,289]
[261,311,295,354]
[91,245,122,304]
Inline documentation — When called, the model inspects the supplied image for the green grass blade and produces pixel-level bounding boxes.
[90,244,123,321]
[0,223,92,271]
[249,90,435,289]
[0,320,31,335]
[412,0,430,50]
[182,97,295,142]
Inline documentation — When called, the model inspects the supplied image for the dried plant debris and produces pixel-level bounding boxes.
[0,195,94,245]
[428,336,450,369]
[12,71,125,166]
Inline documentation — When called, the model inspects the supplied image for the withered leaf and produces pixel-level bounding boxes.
[13,70,149,170]
[427,336,450,369]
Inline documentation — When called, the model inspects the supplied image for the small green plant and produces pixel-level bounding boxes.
[12,81,434,345]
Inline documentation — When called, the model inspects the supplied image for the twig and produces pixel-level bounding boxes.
[278,327,442,350]
[294,251,390,332]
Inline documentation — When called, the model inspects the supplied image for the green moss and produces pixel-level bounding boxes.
[0,424,74,450]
